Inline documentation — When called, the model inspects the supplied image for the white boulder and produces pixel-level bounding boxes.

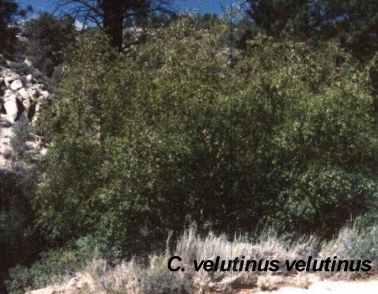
[3,71,20,87]
[26,74,33,82]
[3,90,19,123]
[10,79,23,91]
[18,87,30,100]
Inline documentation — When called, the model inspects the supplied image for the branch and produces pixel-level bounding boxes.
[55,0,104,18]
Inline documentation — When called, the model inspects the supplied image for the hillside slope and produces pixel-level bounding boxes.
[0,55,48,170]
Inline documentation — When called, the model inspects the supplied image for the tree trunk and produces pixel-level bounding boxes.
[102,0,125,50]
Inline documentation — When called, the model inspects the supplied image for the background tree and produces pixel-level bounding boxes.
[23,13,76,77]
[57,0,172,50]
[246,0,311,39]
[245,0,378,60]
[0,0,23,56]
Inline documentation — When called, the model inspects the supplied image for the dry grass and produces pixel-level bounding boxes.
[25,225,377,294]
[319,225,378,280]
[77,227,319,293]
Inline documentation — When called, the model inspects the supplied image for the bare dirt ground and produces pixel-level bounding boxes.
[245,279,378,294]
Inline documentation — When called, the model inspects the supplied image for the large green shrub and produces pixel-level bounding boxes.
[6,235,104,294]
[34,20,378,257]
[0,170,40,292]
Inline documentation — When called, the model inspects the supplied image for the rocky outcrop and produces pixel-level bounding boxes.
[0,55,49,292]
[0,55,49,170]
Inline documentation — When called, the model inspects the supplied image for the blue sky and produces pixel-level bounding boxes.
[19,0,235,15]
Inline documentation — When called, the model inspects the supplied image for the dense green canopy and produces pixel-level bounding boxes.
[245,0,378,60]
[34,20,378,256]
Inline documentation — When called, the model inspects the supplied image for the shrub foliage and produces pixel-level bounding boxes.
[34,20,378,256]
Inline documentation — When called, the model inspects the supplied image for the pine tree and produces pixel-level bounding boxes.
[58,0,171,50]
[245,0,378,60]
[0,0,19,56]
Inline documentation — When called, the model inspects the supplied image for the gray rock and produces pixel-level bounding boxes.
[10,79,23,91]
[18,87,30,100]
[24,58,33,67]
[26,74,33,82]
[22,98,31,111]
[1,55,50,170]
[3,89,19,122]
[3,71,20,87]
[39,90,49,99]
[27,87,39,100]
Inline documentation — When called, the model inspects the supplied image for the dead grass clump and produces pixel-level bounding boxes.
[320,224,377,280]
[24,224,377,294]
